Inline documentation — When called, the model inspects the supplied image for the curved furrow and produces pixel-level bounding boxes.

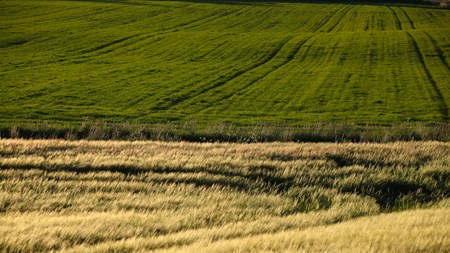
[78,7,245,58]
[145,36,295,111]
[178,12,355,115]
[80,34,140,54]
[173,6,248,31]
[118,48,234,106]
[398,7,416,29]
[77,10,222,56]
[406,31,449,122]
[278,34,349,111]
[191,40,229,62]
[194,34,320,112]
[387,6,402,30]
[319,5,355,33]
[157,6,356,113]
[218,7,275,31]
[121,35,247,108]
[422,31,450,72]
[61,0,186,8]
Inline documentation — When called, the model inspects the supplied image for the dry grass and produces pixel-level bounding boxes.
[156,208,450,253]
[0,139,449,252]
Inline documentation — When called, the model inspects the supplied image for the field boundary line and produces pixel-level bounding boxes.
[406,31,449,122]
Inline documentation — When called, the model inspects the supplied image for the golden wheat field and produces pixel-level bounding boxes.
[0,139,449,252]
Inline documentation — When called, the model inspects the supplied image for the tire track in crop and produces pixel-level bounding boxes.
[387,6,402,30]
[147,36,297,111]
[398,7,416,29]
[169,8,244,32]
[159,7,351,112]
[70,5,170,56]
[320,5,355,33]
[79,7,244,58]
[406,32,449,122]
[282,34,345,111]
[89,7,247,105]
[305,5,346,33]
[80,35,140,54]
[191,40,229,62]
[78,11,221,55]
[422,31,450,72]
[179,34,321,114]
[122,33,247,107]
[198,34,320,110]
[166,6,354,111]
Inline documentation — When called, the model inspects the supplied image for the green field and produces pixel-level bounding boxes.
[1,0,450,130]
[0,140,449,252]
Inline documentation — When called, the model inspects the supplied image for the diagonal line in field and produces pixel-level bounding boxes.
[422,31,450,72]
[387,6,402,30]
[78,7,245,58]
[321,5,355,33]
[406,31,449,122]
[79,11,225,54]
[169,7,247,32]
[154,8,355,113]
[98,6,354,109]
[147,35,298,111]
[198,34,320,110]
[398,7,416,30]
[80,35,140,54]
[160,7,355,112]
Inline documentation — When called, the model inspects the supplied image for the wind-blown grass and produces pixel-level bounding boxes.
[0,139,448,252]
[1,0,449,130]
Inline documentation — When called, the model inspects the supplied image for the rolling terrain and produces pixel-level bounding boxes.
[0,139,449,252]
[1,2,450,252]
[1,0,450,128]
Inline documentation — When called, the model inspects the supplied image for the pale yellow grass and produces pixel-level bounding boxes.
[0,139,449,252]
[156,208,450,253]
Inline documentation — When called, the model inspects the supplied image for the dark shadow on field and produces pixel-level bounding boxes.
[1,159,447,211]
[0,163,292,194]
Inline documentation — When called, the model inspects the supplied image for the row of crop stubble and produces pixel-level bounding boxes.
[0,139,449,252]
[1,0,450,126]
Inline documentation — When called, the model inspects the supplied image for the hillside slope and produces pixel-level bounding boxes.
[1,0,450,126]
